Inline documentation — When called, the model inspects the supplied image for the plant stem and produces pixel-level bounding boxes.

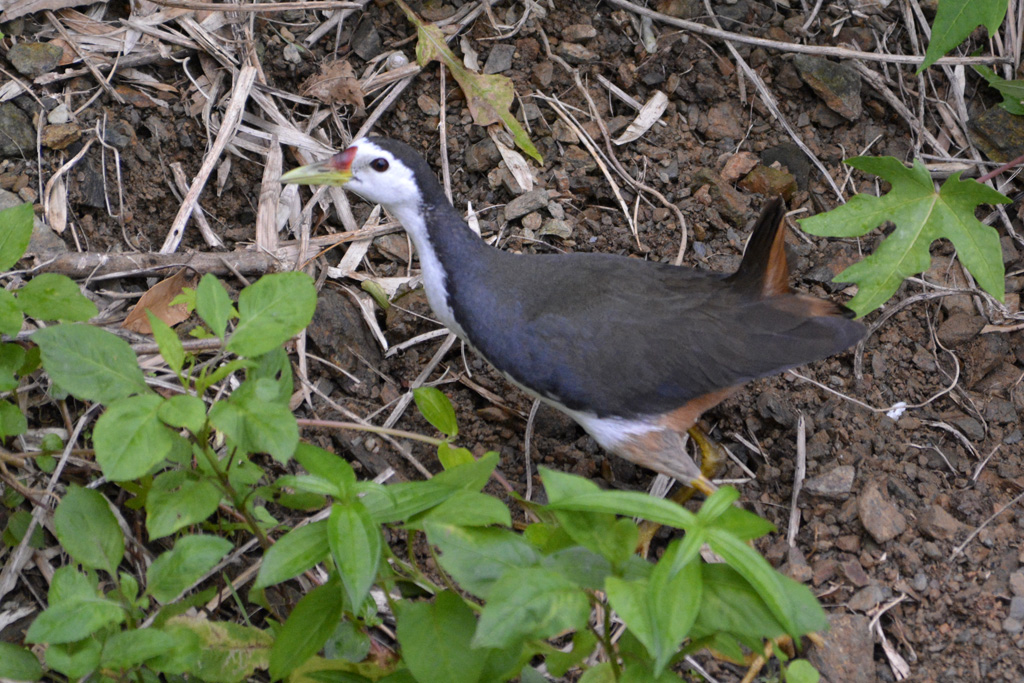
[297,418,445,446]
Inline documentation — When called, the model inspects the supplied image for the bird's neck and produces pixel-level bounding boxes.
[389,193,491,335]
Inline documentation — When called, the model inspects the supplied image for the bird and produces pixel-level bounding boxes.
[281,137,865,494]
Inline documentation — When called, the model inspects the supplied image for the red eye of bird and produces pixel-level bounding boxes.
[370,158,389,172]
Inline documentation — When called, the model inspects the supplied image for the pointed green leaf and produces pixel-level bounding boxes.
[34,324,149,403]
[0,289,22,336]
[413,386,458,437]
[146,534,233,603]
[158,393,208,434]
[799,157,1010,316]
[54,486,124,573]
[919,0,1006,72]
[147,310,185,374]
[255,520,330,588]
[0,399,27,439]
[425,523,541,598]
[94,395,188,481]
[227,271,316,357]
[397,591,489,683]
[100,628,176,669]
[269,578,344,680]
[196,273,235,339]
[328,500,381,609]
[473,566,589,648]
[17,274,97,322]
[146,470,222,539]
[0,642,42,681]
[0,202,33,270]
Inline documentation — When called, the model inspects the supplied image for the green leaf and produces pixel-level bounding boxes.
[100,628,176,669]
[146,470,222,539]
[44,637,102,678]
[919,0,1006,72]
[473,566,590,649]
[395,0,542,163]
[0,641,42,681]
[208,384,298,463]
[696,486,739,524]
[254,520,330,588]
[546,630,598,677]
[578,662,616,683]
[146,623,203,675]
[706,528,827,638]
[712,505,777,541]
[606,550,702,676]
[328,500,381,609]
[0,342,25,391]
[294,442,356,498]
[799,157,1010,315]
[0,202,33,270]
[541,467,697,529]
[3,509,44,548]
[360,451,498,524]
[227,271,316,357]
[407,489,511,529]
[0,399,27,439]
[94,395,188,480]
[196,273,235,339]
[53,486,124,574]
[786,659,822,683]
[163,615,271,683]
[158,394,208,434]
[26,597,124,644]
[147,310,185,374]
[974,64,1024,115]
[413,386,458,437]
[17,273,98,322]
[147,534,233,603]
[437,442,475,469]
[269,578,344,680]
[33,324,149,403]
[425,523,541,598]
[396,591,489,683]
[0,288,22,336]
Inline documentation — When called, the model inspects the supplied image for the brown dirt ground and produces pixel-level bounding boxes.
[3,0,1024,681]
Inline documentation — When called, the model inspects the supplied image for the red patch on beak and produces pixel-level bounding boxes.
[331,146,357,172]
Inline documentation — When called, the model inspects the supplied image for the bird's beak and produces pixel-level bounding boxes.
[280,145,357,186]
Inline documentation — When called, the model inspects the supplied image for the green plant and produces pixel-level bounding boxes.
[1,205,824,682]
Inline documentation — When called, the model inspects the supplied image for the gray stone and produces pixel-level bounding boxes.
[562,24,597,42]
[848,583,885,612]
[0,103,34,159]
[858,479,907,544]
[483,44,516,74]
[804,465,856,499]
[465,139,501,173]
[8,42,63,77]
[793,55,862,120]
[1008,595,1024,620]
[918,504,965,541]
[556,42,599,64]
[937,312,985,347]
[807,613,875,683]
[505,189,549,221]
[912,571,929,593]
[538,218,572,239]
[351,18,382,61]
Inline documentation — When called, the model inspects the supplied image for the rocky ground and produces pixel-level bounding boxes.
[1,0,1023,681]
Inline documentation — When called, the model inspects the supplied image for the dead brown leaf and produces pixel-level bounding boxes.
[300,59,365,115]
[122,269,194,334]
[0,0,108,23]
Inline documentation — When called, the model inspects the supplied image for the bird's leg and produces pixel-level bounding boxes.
[636,423,726,554]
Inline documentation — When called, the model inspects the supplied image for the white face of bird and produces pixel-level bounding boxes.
[280,138,422,213]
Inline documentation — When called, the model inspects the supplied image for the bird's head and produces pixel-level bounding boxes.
[280,137,424,211]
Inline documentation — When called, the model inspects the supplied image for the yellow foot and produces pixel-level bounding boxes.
[636,424,726,554]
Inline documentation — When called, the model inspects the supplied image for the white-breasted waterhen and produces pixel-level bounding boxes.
[282,137,865,494]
